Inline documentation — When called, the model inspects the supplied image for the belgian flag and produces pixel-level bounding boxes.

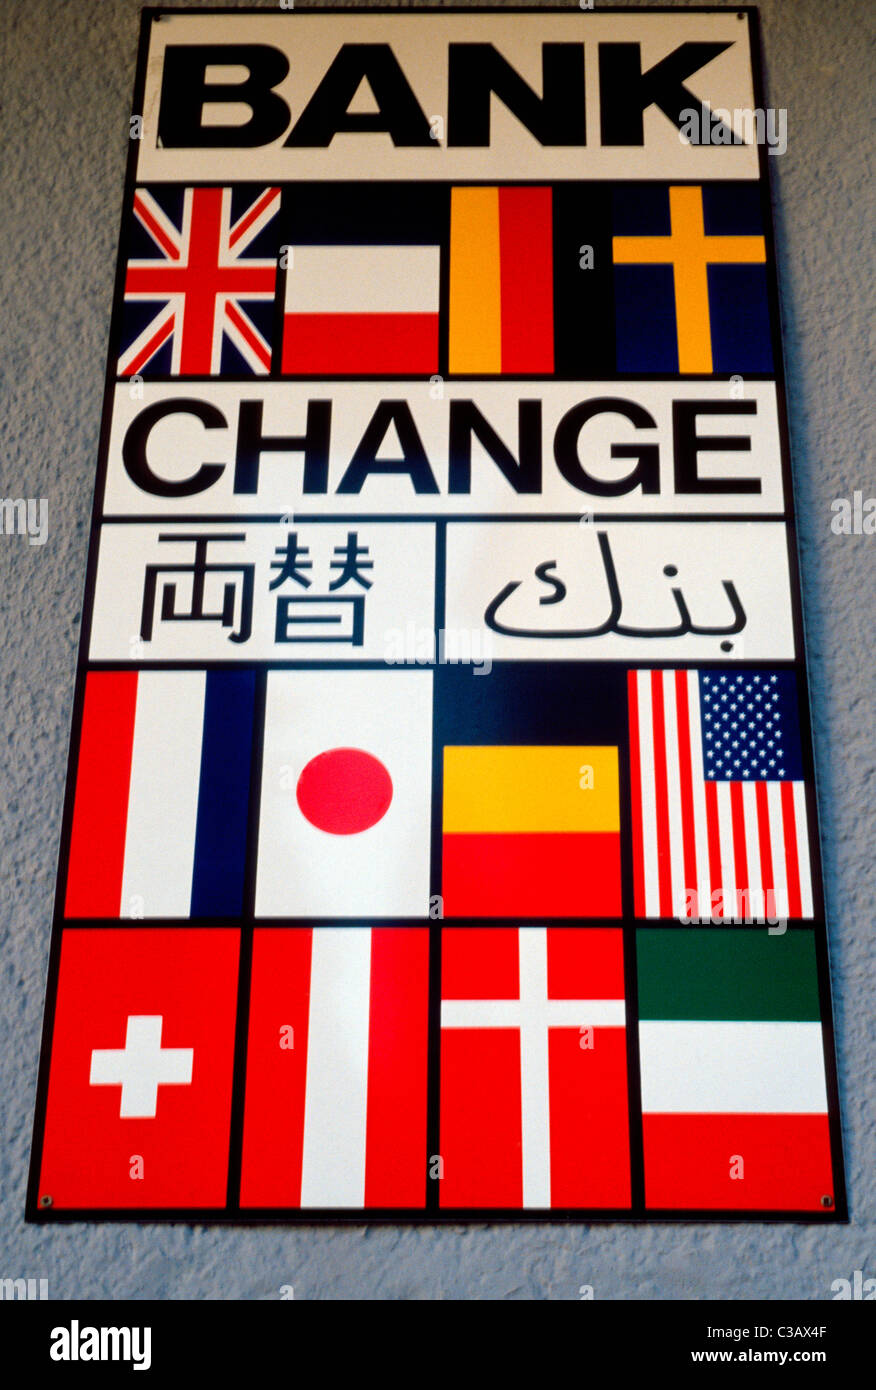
[436,663,626,918]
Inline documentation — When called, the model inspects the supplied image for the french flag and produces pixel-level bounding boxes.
[281,243,440,374]
[64,671,256,919]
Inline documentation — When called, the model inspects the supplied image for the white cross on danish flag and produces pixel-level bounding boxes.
[119,186,280,376]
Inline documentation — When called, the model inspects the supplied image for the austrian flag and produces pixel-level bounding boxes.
[240,927,430,1209]
[119,186,281,376]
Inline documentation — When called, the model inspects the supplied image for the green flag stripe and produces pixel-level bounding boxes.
[636,929,821,1021]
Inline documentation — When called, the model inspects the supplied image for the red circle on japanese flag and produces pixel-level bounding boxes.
[296,748,393,835]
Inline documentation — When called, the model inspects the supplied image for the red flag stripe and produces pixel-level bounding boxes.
[225,298,271,371]
[755,779,776,920]
[125,266,276,297]
[704,779,724,919]
[65,672,138,918]
[549,1027,630,1208]
[627,671,646,917]
[643,1113,833,1211]
[132,192,180,261]
[364,929,429,1208]
[281,312,438,373]
[440,1028,523,1208]
[649,670,673,917]
[674,670,700,919]
[228,186,280,249]
[122,313,175,377]
[498,186,554,373]
[729,780,749,920]
[124,266,276,295]
[239,927,313,1208]
[442,831,622,917]
[781,780,803,919]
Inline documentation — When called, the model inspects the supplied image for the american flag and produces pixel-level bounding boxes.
[119,186,281,376]
[628,670,814,921]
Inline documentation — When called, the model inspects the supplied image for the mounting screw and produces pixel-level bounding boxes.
[821,1194,834,1208]
[39,1194,53,1209]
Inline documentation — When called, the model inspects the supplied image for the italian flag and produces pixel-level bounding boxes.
[638,929,835,1212]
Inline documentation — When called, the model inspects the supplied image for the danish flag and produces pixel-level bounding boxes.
[439,927,631,1210]
[119,186,281,376]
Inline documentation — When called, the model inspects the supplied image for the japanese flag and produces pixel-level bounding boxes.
[256,670,433,918]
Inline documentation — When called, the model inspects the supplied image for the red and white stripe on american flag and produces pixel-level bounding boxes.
[120,186,280,376]
[628,670,813,921]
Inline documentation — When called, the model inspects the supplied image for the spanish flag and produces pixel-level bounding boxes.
[442,745,621,917]
[448,186,554,374]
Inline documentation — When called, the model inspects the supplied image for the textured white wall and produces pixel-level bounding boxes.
[0,0,872,1299]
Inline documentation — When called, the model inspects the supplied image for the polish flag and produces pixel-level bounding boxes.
[240,926,429,1209]
[281,244,440,373]
[440,927,631,1210]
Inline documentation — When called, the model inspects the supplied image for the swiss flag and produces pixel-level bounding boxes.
[240,927,429,1209]
[439,927,631,1209]
[37,929,240,1209]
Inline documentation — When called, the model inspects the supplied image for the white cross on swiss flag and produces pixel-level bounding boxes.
[89,1016,193,1118]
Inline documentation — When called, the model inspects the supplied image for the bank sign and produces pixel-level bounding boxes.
[29,6,845,1222]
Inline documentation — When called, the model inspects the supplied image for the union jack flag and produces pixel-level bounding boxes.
[119,186,281,377]
[628,669,814,922]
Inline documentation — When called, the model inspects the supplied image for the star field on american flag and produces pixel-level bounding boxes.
[700,671,803,781]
